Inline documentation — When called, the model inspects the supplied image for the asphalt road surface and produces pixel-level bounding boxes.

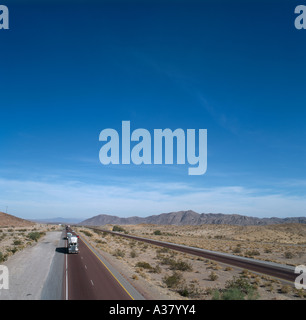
[64,229,143,300]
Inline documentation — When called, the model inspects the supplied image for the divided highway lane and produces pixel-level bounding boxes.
[64,229,141,300]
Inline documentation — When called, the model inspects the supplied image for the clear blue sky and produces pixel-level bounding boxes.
[0,0,305,219]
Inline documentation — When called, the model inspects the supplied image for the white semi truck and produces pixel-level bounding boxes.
[67,234,79,254]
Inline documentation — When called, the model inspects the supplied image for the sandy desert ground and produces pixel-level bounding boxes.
[75,223,306,300]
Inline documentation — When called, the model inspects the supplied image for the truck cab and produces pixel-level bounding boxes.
[67,235,79,254]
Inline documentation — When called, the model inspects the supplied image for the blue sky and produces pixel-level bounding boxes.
[0,0,305,219]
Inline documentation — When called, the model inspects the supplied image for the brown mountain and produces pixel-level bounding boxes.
[79,210,306,226]
[0,211,34,227]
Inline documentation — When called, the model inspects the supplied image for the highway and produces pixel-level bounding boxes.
[63,228,142,300]
[87,227,297,284]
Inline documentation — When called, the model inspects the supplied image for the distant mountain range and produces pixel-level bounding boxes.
[79,210,306,226]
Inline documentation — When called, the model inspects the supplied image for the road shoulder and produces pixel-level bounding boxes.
[0,231,62,300]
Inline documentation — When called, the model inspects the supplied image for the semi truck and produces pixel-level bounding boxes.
[67,234,79,254]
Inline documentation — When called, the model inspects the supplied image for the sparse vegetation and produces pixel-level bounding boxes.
[75,224,305,301]
[233,246,242,254]
[113,248,125,258]
[0,251,5,262]
[0,215,62,265]
[158,256,193,272]
[209,271,218,281]
[130,250,137,258]
[80,230,93,237]
[112,225,127,233]
[213,276,259,300]
[27,231,45,242]
[280,285,291,294]
[13,239,22,246]
[153,230,162,235]
[135,261,153,269]
[245,250,260,257]
[163,271,183,288]
[284,251,294,259]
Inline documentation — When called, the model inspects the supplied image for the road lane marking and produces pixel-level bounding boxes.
[80,236,134,300]
[65,245,68,300]
[90,280,94,286]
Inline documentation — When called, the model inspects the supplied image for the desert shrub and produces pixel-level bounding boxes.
[171,259,193,272]
[113,249,125,258]
[13,240,22,246]
[219,288,245,300]
[178,286,190,297]
[226,276,253,292]
[163,271,183,288]
[7,246,18,254]
[209,271,218,281]
[112,225,126,233]
[132,274,139,280]
[212,276,259,300]
[284,251,294,259]
[295,289,306,298]
[153,230,162,235]
[233,246,242,254]
[178,283,203,298]
[27,231,45,242]
[241,269,250,277]
[160,256,192,272]
[130,250,137,258]
[135,261,152,269]
[280,285,291,294]
[151,265,161,274]
[245,250,260,257]
[225,276,259,300]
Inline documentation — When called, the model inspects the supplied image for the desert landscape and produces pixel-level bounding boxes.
[74,223,306,300]
[1,210,305,300]
[0,211,61,265]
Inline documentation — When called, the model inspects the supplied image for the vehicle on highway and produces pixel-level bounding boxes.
[68,235,79,254]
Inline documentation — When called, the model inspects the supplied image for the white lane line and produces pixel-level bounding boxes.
[90,280,94,286]
[65,246,68,300]
[85,265,87,269]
